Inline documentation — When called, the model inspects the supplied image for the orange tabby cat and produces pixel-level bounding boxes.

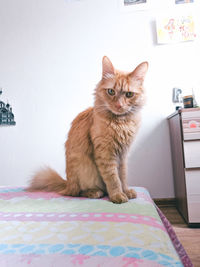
[28,56,148,204]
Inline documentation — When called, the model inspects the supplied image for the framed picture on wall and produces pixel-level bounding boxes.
[175,0,194,4]
[120,0,149,12]
[0,89,16,126]
[156,15,196,44]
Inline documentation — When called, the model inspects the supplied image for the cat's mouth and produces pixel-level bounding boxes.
[109,106,132,116]
[96,102,132,117]
[111,110,127,116]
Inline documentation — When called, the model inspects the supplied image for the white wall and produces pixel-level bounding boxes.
[0,0,200,198]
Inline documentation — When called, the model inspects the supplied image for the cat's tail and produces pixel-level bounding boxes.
[27,167,80,196]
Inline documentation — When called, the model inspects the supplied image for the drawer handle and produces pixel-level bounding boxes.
[189,120,199,129]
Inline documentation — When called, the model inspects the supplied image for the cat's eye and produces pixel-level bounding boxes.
[125,91,134,98]
[107,89,115,96]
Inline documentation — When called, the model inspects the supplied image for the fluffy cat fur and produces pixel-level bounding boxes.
[27,56,148,204]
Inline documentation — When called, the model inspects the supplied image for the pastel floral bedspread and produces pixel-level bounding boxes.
[0,187,186,267]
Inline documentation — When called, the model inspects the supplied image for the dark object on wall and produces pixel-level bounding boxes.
[0,89,16,126]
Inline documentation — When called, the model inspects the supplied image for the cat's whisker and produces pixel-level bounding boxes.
[95,106,107,112]
[96,107,107,111]
[95,104,109,114]
[129,105,141,113]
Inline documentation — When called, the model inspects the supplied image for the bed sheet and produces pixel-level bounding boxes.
[0,187,191,266]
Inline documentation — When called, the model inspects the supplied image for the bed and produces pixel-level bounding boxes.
[0,186,192,267]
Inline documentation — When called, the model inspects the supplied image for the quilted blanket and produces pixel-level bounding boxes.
[0,187,191,267]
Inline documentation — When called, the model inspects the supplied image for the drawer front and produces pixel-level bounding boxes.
[185,170,200,195]
[187,197,200,223]
[183,141,200,168]
[182,109,200,140]
[185,170,200,223]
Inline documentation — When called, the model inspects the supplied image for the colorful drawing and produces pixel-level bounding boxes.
[156,15,196,44]
[175,0,194,4]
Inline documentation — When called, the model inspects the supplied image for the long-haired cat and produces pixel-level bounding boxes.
[28,56,148,204]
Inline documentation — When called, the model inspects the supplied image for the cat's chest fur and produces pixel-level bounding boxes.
[109,119,136,145]
[91,112,140,155]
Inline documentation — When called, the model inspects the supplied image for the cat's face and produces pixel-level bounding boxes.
[95,57,148,116]
[99,73,144,116]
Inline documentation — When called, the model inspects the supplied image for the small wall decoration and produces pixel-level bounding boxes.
[175,0,194,4]
[156,15,196,44]
[0,89,16,126]
[120,0,149,12]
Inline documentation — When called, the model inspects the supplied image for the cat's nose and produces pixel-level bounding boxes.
[115,101,122,110]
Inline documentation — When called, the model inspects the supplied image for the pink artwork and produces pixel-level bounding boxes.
[156,15,196,44]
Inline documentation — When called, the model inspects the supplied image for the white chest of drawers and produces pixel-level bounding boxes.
[168,108,200,226]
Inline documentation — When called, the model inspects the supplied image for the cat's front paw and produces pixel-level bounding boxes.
[124,188,137,199]
[110,192,128,204]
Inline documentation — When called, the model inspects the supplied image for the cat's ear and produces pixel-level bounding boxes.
[129,62,148,82]
[102,56,115,79]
